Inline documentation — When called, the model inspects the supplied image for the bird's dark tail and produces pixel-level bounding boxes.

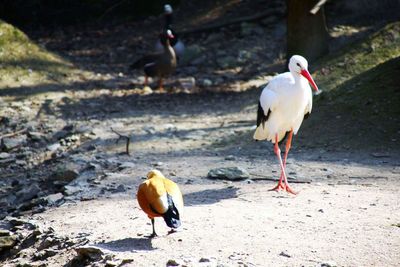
[163,194,181,229]
[129,57,146,70]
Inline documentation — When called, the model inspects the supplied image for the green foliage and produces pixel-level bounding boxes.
[313,22,400,92]
[0,19,79,90]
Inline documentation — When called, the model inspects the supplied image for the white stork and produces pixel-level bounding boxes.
[254,55,319,194]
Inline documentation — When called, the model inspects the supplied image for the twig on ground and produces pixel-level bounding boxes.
[0,128,28,140]
[111,127,131,155]
[249,172,312,183]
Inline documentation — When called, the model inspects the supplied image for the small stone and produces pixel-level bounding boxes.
[0,235,17,250]
[208,167,250,180]
[142,86,153,94]
[112,184,126,193]
[43,193,64,206]
[225,155,236,161]
[199,257,211,263]
[28,131,46,142]
[320,261,337,267]
[200,78,213,87]
[1,136,26,151]
[51,166,79,182]
[63,185,82,196]
[118,162,136,169]
[105,260,120,267]
[179,77,196,90]
[279,251,291,258]
[75,246,104,261]
[166,259,180,266]
[47,143,61,152]
[154,162,164,167]
[318,209,324,213]
[0,152,11,159]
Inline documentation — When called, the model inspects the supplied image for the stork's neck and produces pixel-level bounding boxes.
[290,70,308,90]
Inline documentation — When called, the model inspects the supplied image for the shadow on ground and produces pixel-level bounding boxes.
[96,237,155,252]
[184,187,239,206]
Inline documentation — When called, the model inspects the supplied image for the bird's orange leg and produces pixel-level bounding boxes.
[144,75,149,86]
[158,78,165,92]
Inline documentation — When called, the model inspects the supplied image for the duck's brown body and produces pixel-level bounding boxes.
[130,30,176,91]
[137,170,183,237]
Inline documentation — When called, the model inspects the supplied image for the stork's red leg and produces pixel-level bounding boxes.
[282,130,297,195]
[270,132,297,194]
[270,134,286,191]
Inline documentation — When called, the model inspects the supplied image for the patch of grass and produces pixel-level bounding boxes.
[313,22,400,92]
[0,19,80,90]
[301,22,400,152]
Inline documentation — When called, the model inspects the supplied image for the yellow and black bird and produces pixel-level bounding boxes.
[137,170,183,237]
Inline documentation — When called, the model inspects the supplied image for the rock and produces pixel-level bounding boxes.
[51,166,79,183]
[166,259,180,266]
[0,230,10,236]
[15,184,41,202]
[75,246,104,261]
[47,143,61,152]
[0,152,11,159]
[105,260,120,267]
[63,185,82,196]
[38,237,56,250]
[1,136,27,151]
[143,126,156,134]
[142,86,153,94]
[179,77,196,91]
[27,131,46,142]
[320,261,337,267]
[0,235,17,250]
[112,184,126,193]
[33,248,58,260]
[200,78,213,87]
[43,193,64,206]
[118,162,136,169]
[208,167,250,180]
[225,155,236,161]
[199,257,211,262]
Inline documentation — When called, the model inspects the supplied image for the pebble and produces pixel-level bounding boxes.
[166,259,180,266]
[279,251,291,258]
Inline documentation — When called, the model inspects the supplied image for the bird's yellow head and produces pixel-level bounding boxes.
[146,169,165,180]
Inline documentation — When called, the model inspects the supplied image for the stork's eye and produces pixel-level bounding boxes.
[296,63,301,67]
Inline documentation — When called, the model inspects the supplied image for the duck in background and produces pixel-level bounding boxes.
[155,4,185,59]
[137,170,184,238]
[130,29,177,91]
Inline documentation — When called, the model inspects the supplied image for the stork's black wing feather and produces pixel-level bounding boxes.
[256,101,270,128]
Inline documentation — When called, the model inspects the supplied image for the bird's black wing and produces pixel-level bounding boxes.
[130,53,162,70]
[256,101,271,128]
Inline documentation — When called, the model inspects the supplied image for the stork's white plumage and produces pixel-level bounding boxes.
[254,55,319,194]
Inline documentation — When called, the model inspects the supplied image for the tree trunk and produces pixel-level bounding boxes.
[287,0,329,62]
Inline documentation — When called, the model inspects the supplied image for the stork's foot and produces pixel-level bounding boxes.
[270,182,298,195]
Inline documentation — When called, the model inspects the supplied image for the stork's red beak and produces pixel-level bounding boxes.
[300,69,319,92]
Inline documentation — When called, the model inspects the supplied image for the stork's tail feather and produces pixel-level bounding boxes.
[163,194,181,229]
[253,126,288,144]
